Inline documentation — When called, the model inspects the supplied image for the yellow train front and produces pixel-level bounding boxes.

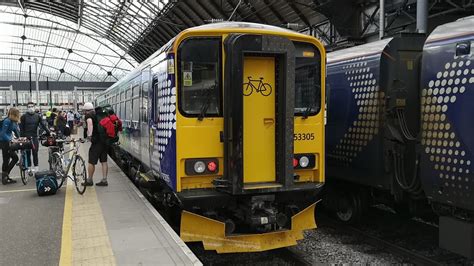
[99,22,325,253]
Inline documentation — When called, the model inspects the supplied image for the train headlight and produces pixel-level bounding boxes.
[299,156,310,168]
[194,161,206,173]
[293,154,316,169]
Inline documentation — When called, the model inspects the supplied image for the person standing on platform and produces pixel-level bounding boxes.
[0,108,20,185]
[20,102,50,171]
[82,103,108,187]
[67,110,74,130]
[55,110,67,136]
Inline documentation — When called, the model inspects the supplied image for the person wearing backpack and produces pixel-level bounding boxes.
[0,108,21,185]
[20,102,51,172]
[83,103,108,187]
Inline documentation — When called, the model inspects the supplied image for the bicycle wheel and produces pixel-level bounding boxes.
[260,83,272,96]
[243,83,253,96]
[73,155,87,195]
[51,153,65,189]
[19,152,28,185]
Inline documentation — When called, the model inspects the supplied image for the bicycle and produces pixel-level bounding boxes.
[243,76,272,96]
[47,137,88,194]
[12,137,34,185]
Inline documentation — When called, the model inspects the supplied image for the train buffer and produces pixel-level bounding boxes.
[0,143,201,265]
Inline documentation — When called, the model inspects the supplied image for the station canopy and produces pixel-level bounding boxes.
[0,0,325,82]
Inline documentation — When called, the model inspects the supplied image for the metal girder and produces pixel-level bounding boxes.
[181,1,206,24]
[263,0,287,24]
[0,7,135,67]
[1,57,84,81]
[208,0,229,19]
[244,1,269,23]
[287,1,311,27]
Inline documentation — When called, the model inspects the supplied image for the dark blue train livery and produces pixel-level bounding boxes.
[419,16,474,214]
[325,16,474,257]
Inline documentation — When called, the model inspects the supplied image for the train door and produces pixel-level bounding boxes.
[242,57,276,183]
[141,67,151,168]
[223,34,295,194]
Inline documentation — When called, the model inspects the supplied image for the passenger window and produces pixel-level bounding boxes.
[120,102,125,120]
[132,98,140,121]
[133,85,140,98]
[293,42,322,117]
[127,100,133,121]
[178,38,221,117]
[143,82,149,122]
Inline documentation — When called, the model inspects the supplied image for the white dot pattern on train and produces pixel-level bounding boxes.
[332,56,384,165]
[421,56,473,198]
[156,70,177,160]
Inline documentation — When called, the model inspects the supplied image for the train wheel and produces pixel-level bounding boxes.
[335,192,362,224]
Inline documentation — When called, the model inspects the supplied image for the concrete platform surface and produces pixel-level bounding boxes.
[0,141,201,266]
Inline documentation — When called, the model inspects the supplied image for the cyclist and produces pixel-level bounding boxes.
[20,102,50,172]
[0,107,21,185]
[83,103,108,186]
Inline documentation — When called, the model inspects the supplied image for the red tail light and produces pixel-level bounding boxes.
[293,158,298,167]
[207,161,217,172]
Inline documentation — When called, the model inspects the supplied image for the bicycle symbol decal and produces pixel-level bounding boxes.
[243,76,272,96]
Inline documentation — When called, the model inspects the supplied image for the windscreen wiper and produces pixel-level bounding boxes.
[198,84,216,121]
[302,103,314,119]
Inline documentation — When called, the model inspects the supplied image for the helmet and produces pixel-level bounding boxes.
[83,102,94,111]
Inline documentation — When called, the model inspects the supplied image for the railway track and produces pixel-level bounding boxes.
[318,212,467,265]
[188,244,311,265]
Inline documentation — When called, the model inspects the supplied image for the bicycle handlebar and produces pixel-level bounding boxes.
[54,138,86,144]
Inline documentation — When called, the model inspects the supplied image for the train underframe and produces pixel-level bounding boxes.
[323,179,434,224]
[112,148,321,253]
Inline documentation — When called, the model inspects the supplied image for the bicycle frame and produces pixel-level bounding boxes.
[51,140,81,178]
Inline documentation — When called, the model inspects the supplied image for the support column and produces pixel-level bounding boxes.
[9,85,13,107]
[34,58,39,104]
[379,0,385,39]
[416,0,428,34]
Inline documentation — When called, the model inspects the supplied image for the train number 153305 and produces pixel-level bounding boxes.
[294,133,315,141]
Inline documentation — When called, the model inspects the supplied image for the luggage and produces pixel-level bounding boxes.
[35,170,58,196]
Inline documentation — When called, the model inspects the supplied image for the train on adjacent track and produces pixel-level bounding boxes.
[324,16,474,257]
[96,22,326,253]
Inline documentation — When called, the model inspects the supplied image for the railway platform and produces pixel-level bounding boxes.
[0,142,201,266]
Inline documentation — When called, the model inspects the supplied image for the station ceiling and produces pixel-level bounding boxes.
[0,0,325,83]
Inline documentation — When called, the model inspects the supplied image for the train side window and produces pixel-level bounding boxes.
[456,41,471,56]
[142,82,148,122]
[293,42,322,117]
[133,85,140,98]
[178,37,221,117]
[120,101,125,120]
[132,98,140,122]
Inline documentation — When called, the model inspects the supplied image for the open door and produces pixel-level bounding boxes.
[221,34,295,194]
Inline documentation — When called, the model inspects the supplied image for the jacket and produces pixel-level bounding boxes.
[20,112,49,137]
[0,118,20,142]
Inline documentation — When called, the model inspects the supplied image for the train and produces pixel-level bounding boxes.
[324,16,474,257]
[96,22,326,253]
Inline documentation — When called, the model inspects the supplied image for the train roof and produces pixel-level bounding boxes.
[327,38,393,64]
[187,21,296,34]
[426,15,474,44]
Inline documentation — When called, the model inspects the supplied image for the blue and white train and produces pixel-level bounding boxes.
[325,16,474,257]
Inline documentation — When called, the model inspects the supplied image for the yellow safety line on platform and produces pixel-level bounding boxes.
[0,188,37,194]
[71,185,116,265]
[59,180,73,266]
